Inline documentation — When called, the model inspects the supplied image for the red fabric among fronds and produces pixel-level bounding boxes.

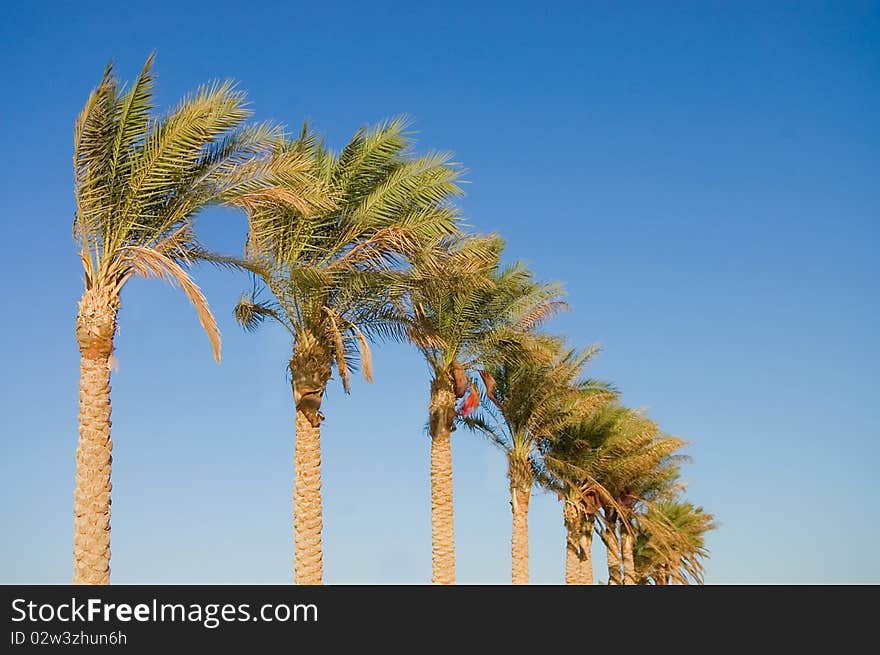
[459,384,480,417]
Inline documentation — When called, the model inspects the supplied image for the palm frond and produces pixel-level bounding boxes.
[353,325,373,383]
[233,294,285,333]
[122,245,221,362]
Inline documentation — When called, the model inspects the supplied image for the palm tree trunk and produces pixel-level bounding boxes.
[511,486,531,584]
[621,527,636,585]
[73,287,119,585]
[564,534,580,584]
[577,516,595,585]
[293,409,323,585]
[602,511,623,585]
[290,351,331,585]
[509,455,531,585]
[428,377,456,584]
[563,502,583,585]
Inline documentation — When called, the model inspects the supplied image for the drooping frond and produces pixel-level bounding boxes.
[122,245,221,362]
[324,307,351,392]
[353,325,373,383]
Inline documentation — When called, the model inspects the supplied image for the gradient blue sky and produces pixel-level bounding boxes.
[1,1,877,584]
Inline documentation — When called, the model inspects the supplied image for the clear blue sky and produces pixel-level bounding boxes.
[0,1,877,584]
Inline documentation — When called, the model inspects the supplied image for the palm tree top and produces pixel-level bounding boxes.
[633,499,718,584]
[465,340,616,465]
[402,233,568,375]
[234,118,465,393]
[74,53,318,361]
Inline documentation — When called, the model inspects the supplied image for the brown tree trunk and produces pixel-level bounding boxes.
[290,349,331,585]
[621,526,636,585]
[577,516,595,585]
[428,376,456,584]
[602,510,623,585]
[73,287,119,585]
[563,502,583,585]
[509,455,531,585]
[293,409,323,585]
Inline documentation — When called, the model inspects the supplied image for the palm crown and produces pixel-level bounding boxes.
[74,53,316,361]
[405,234,568,378]
[543,401,631,511]
[234,119,464,417]
[633,500,718,584]
[473,342,615,483]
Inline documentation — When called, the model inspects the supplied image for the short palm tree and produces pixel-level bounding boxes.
[234,119,462,584]
[542,401,629,584]
[72,55,314,584]
[633,501,717,584]
[467,341,611,584]
[403,235,566,583]
[592,411,685,585]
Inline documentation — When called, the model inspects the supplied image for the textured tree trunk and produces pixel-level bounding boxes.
[73,287,119,585]
[564,533,580,584]
[563,502,583,585]
[509,455,531,585]
[577,516,595,585]
[428,376,456,584]
[293,409,323,585]
[602,511,623,585]
[511,487,531,585]
[621,527,636,585]
[290,349,331,585]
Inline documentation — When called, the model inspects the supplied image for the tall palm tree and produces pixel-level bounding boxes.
[71,55,315,584]
[234,119,462,584]
[467,341,611,584]
[403,235,566,583]
[633,501,717,584]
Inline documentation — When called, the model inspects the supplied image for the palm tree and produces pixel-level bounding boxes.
[591,410,685,585]
[633,501,717,585]
[71,55,314,584]
[234,119,462,584]
[467,341,611,584]
[403,235,566,583]
[542,401,628,585]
